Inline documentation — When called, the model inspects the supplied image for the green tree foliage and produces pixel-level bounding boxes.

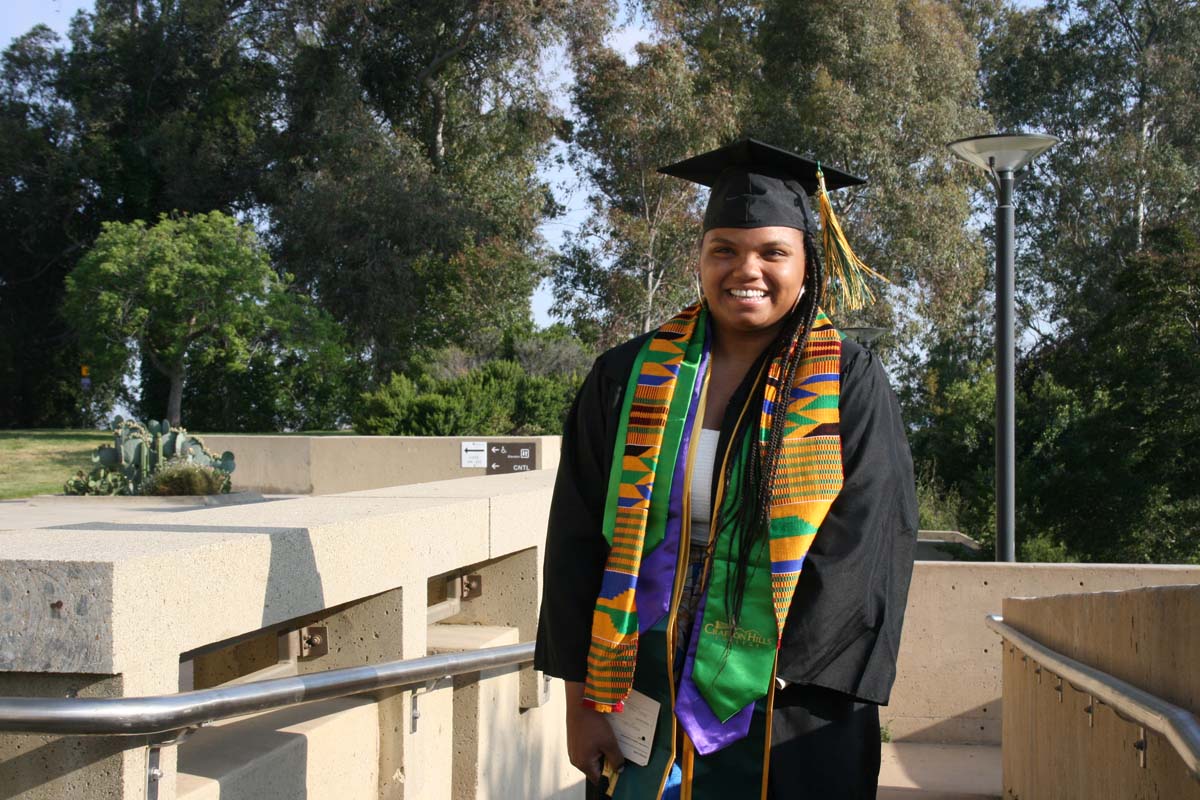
[1018,225,1200,563]
[355,324,591,436]
[906,0,1200,561]
[981,0,1200,332]
[1,25,116,426]
[555,38,736,345]
[2,0,610,426]
[171,296,366,433]
[64,211,334,427]
[640,0,992,339]
[264,0,608,374]
[1,1,286,426]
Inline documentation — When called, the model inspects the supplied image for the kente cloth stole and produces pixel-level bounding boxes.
[583,302,845,739]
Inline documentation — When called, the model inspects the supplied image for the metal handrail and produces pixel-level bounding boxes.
[0,641,534,736]
[987,614,1200,780]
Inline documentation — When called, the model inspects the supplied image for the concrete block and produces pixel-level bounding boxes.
[0,561,114,673]
[0,672,140,800]
[429,624,520,800]
[176,697,379,800]
[391,681,454,800]
[445,548,547,709]
[1000,585,1200,800]
[0,469,564,800]
[1000,635,1200,800]
[429,624,583,800]
[196,436,562,495]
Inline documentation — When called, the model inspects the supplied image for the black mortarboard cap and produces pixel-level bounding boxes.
[657,138,865,234]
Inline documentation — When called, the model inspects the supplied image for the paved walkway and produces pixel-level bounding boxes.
[879,743,1002,799]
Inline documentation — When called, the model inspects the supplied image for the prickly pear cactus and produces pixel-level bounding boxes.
[64,417,236,495]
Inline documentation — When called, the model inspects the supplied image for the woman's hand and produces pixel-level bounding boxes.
[564,681,626,783]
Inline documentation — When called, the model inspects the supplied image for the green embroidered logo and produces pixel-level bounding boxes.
[702,620,772,647]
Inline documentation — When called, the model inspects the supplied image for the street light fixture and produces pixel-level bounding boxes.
[840,326,888,350]
[947,132,1059,562]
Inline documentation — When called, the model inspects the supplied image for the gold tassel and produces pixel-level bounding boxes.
[816,165,888,316]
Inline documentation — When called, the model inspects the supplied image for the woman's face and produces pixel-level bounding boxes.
[698,226,807,337]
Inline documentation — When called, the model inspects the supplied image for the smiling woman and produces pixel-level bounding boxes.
[700,227,806,337]
[535,138,917,800]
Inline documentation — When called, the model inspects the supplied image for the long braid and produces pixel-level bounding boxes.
[719,233,824,633]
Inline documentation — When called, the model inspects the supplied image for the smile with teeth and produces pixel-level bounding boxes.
[729,288,768,299]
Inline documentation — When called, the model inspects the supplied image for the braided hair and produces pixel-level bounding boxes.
[714,231,824,635]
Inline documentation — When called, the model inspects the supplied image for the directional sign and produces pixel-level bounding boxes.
[486,441,536,475]
[460,440,487,469]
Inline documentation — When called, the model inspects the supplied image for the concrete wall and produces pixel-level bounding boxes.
[1000,585,1200,799]
[0,471,580,800]
[198,435,561,495]
[885,562,1200,745]
[5,464,1200,798]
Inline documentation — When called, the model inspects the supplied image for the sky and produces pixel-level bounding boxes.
[0,0,90,45]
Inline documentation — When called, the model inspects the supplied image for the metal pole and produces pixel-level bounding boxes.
[995,169,1016,562]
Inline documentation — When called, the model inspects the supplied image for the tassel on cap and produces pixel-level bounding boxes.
[816,164,888,315]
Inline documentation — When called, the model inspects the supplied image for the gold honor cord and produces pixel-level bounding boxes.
[815,165,889,315]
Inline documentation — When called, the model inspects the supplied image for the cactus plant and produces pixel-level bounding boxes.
[64,417,236,495]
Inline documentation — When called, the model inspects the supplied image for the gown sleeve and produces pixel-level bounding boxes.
[774,338,919,704]
[533,352,627,681]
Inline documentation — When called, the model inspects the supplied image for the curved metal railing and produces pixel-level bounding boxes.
[0,641,534,736]
[987,614,1200,781]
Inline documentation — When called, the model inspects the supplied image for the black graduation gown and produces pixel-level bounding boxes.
[535,330,918,795]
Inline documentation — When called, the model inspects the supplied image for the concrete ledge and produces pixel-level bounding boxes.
[177,697,380,800]
[0,470,560,799]
[197,435,562,495]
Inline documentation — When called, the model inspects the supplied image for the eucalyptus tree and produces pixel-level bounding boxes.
[981,0,1200,334]
[555,39,738,344]
[264,0,609,373]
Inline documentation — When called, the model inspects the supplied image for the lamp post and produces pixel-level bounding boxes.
[947,133,1059,562]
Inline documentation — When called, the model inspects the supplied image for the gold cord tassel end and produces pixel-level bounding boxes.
[816,166,888,316]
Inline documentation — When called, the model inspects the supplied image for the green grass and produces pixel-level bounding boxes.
[0,429,112,500]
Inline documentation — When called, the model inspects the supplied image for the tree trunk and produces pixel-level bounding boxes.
[166,371,184,427]
[427,81,446,170]
[1135,114,1151,252]
[643,262,654,334]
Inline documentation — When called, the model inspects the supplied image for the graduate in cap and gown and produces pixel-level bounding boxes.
[535,138,918,799]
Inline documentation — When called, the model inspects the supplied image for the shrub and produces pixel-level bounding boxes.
[915,464,965,533]
[353,360,579,436]
[515,373,579,435]
[143,459,231,495]
[353,373,420,435]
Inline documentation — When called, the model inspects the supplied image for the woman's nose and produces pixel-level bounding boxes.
[731,253,765,277]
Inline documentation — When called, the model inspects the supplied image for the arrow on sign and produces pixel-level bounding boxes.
[491,463,500,469]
